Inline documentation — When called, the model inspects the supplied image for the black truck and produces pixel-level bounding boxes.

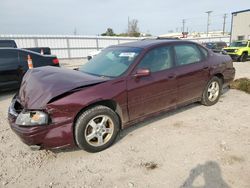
[0,40,60,91]
[0,39,51,55]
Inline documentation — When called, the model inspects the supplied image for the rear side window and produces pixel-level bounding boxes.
[198,46,208,58]
[174,44,202,66]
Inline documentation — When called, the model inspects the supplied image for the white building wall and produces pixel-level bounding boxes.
[231,10,250,41]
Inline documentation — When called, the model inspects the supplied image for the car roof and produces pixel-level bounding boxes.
[109,39,197,49]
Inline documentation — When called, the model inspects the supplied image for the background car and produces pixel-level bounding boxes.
[0,48,59,91]
[8,39,235,152]
[224,40,250,62]
[0,39,51,55]
[203,41,227,54]
[87,50,102,60]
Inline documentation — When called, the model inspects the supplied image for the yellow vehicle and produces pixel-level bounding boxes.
[224,40,250,62]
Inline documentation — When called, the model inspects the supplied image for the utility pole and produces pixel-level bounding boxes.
[223,14,227,35]
[205,11,213,36]
[182,19,186,33]
[128,17,130,34]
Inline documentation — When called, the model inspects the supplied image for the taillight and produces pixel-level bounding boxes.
[53,58,59,64]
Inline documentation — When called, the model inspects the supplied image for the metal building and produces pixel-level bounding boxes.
[231,9,250,42]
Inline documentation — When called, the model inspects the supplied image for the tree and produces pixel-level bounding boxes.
[128,19,140,37]
[101,28,116,36]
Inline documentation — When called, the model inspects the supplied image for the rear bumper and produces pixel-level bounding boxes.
[223,67,236,85]
[8,99,76,150]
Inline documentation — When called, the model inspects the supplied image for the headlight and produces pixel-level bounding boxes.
[234,49,238,52]
[15,111,49,126]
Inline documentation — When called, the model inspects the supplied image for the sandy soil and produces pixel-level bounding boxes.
[0,61,249,188]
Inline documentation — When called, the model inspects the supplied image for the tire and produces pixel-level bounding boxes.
[74,105,120,152]
[239,52,247,62]
[201,77,222,106]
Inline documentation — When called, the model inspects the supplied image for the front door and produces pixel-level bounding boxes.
[127,45,177,121]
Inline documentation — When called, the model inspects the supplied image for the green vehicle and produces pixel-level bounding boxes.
[224,40,250,62]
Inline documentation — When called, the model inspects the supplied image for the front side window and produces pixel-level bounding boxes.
[174,44,202,66]
[137,46,174,72]
[79,47,142,77]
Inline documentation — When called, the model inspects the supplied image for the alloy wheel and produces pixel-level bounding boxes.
[84,115,114,147]
[207,81,220,102]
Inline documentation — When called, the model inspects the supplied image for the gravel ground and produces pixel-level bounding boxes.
[233,61,250,79]
[0,61,249,188]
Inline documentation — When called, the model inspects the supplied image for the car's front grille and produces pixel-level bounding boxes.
[224,49,235,53]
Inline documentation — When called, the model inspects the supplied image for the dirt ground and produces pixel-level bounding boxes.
[0,61,249,188]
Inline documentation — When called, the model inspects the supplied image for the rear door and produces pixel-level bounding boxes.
[127,45,177,120]
[0,49,19,89]
[173,43,210,105]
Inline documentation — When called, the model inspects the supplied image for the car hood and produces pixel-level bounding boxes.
[19,66,109,109]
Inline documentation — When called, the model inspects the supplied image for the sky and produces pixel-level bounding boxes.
[0,0,249,36]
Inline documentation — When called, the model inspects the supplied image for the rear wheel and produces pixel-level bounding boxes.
[74,105,120,152]
[201,77,222,106]
[239,52,247,62]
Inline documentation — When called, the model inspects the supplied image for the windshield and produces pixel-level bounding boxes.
[230,41,248,47]
[79,47,142,77]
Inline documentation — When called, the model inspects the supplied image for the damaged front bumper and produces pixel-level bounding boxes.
[8,97,76,150]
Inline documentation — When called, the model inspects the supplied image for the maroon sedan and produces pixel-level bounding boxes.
[8,39,235,152]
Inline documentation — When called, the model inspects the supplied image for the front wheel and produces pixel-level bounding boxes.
[201,77,222,106]
[74,105,120,152]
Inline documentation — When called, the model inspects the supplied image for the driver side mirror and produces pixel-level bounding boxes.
[133,68,150,78]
